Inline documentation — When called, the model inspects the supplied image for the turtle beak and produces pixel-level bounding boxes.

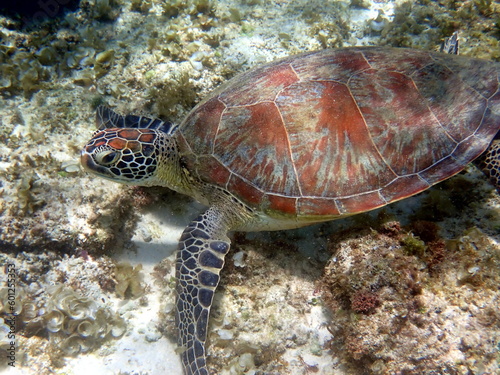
[80,151,93,173]
[80,148,112,178]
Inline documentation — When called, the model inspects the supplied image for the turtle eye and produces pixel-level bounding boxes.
[95,150,120,166]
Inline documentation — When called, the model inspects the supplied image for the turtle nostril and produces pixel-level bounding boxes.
[95,150,120,166]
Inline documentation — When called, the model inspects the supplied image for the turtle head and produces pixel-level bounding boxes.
[81,128,177,187]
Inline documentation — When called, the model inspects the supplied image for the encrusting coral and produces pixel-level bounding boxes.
[0,283,125,365]
[320,213,500,374]
[42,284,126,355]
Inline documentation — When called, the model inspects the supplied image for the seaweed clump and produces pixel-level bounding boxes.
[114,262,145,299]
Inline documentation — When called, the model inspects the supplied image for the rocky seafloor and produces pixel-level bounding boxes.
[0,0,499,374]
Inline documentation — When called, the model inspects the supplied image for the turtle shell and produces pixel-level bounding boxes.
[177,47,500,218]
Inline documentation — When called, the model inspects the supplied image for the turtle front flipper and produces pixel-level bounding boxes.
[176,207,232,375]
[95,105,176,134]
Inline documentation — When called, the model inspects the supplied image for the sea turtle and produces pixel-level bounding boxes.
[81,40,500,375]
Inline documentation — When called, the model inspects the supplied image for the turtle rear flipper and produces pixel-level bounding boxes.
[475,139,500,192]
[441,31,459,55]
[96,105,177,134]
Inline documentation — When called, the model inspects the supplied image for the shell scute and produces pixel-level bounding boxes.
[412,61,488,141]
[196,155,232,187]
[215,102,300,196]
[181,97,225,155]
[452,135,492,166]
[218,62,299,106]
[419,156,465,184]
[265,194,298,216]
[337,191,387,215]
[227,174,265,206]
[297,197,340,217]
[491,91,500,115]
[278,79,395,197]
[291,48,371,82]
[380,176,430,204]
[431,54,500,99]
[361,47,432,74]
[351,68,455,175]
[477,107,500,141]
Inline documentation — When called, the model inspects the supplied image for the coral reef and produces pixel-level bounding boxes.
[42,285,126,355]
[0,283,125,367]
[320,213,500,374]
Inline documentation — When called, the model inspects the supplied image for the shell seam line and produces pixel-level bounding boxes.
[344,74,398,181]
[211,97,227,155]
[274,101,303,197]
